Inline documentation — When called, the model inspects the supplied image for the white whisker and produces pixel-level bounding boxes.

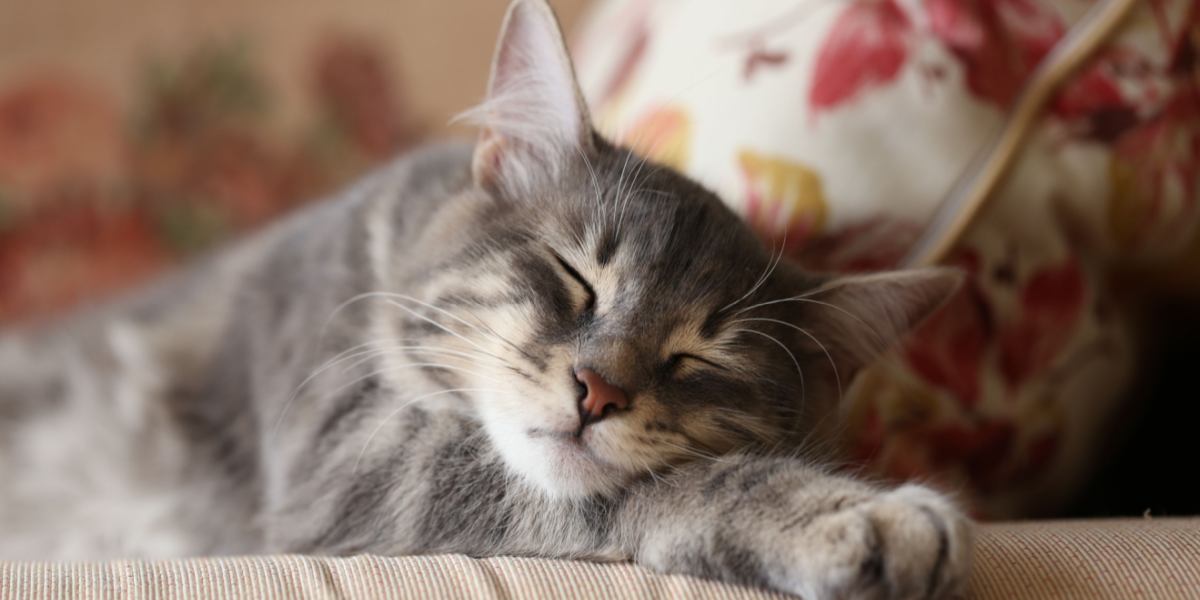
[352,387,513,473]
[656,437,720,464]
[271,341,506,437]
[731,317,842,402]
[382,293,535,363]
[721,231,786,313]
[379,299,512,365]
[612,144,637,234]
[574,145,606,234]
[739,327,806,405]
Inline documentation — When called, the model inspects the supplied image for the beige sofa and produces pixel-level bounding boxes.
[3,519,1197,599]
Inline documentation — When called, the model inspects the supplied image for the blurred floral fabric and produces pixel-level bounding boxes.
[574,0,1198,517]
[0,35,417,323]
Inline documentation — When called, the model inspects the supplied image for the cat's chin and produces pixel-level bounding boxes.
[486,420,632,499]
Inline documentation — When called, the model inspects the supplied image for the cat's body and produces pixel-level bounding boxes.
[0,142,468,557]
[0,3,973,598]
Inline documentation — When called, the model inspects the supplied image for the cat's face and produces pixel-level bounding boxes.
[381,0,957,499]
[452,143,823,498]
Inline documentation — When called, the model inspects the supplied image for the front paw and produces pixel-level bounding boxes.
[775,484,973,600]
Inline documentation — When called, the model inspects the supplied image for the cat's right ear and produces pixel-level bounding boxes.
[465,0,595,196]
[791,267,963,385]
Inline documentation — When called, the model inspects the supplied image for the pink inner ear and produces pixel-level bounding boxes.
[467,0,596,194]
[472,130,506,188]
[494,16,537,88]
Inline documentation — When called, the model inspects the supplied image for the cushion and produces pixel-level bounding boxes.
[2,519,1197,599]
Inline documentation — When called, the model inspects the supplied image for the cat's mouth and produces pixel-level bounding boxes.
[526,427,617,468]
[493,421,637,497]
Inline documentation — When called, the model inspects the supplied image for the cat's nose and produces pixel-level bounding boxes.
[575,367,629,427]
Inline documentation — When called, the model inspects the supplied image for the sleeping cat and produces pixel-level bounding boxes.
[0,1,972,598]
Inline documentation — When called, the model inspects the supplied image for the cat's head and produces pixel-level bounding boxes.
[392,0,959,499]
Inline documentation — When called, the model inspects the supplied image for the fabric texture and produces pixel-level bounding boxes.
[571,0,1200,518]
[1,519,1197,599]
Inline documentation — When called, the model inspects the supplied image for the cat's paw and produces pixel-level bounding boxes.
[776,484,972,600]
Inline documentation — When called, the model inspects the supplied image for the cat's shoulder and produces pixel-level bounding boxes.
[369,138,476,203]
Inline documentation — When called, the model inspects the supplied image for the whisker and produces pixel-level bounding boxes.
[291,358,503,430]
[320,293,386,339]
[655,437,721,464]
[721,231,786,313]
[444,295,538,363]
[380,299,514,366]
[331,361,506,409]
[612,123,661,237]
[574,145,606,235]
[731,316,843,402]
[352,387,513,473]
[738,327,806,406]
[621,157,649,220]
[271,342,506,437]
[631,453,666,487]
[735,295,881,345]
[386,292,505,344]
[385,292,538,364]
[615,133,670,238]
[612,143,637,235]
[322,291,522,367]
[701,406,780,441]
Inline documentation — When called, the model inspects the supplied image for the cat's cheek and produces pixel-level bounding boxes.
[584,421,663,476]
[483,302,539,354]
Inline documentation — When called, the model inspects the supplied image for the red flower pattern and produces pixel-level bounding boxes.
[809,0,911,113]
[903,249,991,408]
[1107,81,1200,252]
[926,0,1063,109]
[809,0,1065,113]
[998,257,1087,388]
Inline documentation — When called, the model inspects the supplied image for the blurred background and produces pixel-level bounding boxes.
[1,0,1197,520]
[0,0,588,323]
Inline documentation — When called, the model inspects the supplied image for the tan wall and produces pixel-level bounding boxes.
[0,0,591,135]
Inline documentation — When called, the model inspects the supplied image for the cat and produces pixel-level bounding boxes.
[0,1,973,598]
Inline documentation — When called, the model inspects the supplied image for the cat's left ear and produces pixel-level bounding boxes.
[794,267,963,382]
[467,0,595,196]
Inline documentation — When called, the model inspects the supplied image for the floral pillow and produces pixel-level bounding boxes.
[572,0,1198,517]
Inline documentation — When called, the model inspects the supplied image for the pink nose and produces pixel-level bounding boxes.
[575,368,629,426]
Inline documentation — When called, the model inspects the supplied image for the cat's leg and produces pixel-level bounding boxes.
[616,455,973,600]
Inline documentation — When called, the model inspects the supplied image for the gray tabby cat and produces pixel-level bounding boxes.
[0,2,972,598]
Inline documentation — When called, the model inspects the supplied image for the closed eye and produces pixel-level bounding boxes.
[552,252,596,314]
[666,353,727,374]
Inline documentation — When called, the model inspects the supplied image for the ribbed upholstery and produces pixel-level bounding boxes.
[2,519,1197,599]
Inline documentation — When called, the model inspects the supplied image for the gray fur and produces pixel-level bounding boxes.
[0,2,972,598]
